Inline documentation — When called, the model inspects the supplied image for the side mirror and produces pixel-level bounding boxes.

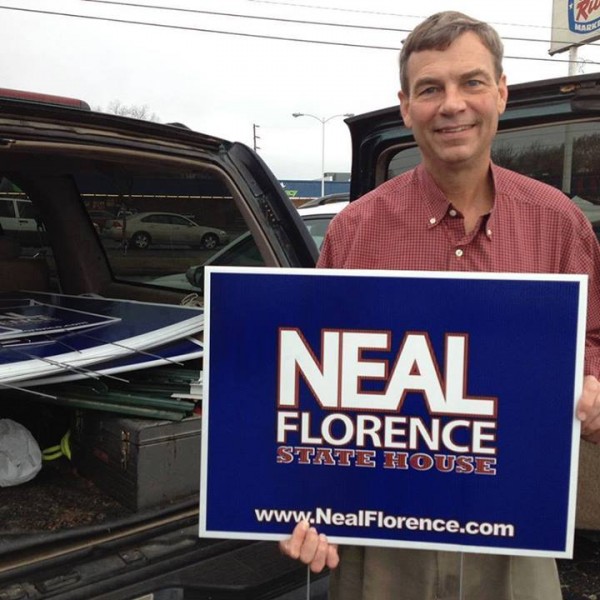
[185,264,205,290]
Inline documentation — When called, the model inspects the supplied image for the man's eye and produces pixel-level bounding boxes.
[466,80,483,87]
[419,87,438,96]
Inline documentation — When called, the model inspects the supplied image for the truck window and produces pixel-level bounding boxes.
[0,197,16,219]
[386,120,600,238]
[75,164,252,292]
[0,177,18,219]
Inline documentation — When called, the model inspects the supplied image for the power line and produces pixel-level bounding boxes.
[244,0,600,36]
[248,0,435,20]
[251,0,550,28]
[81,0,410,33]
[0,5,395,49]
[81,0,600,47]
[1,4,599,66]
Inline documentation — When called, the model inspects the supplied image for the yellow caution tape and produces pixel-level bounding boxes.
[42,430,71,461]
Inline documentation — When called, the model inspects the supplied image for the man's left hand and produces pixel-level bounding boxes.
[577,375,600,443]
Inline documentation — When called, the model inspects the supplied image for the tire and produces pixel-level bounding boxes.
[201,233,219,250]
[131,231,151,250]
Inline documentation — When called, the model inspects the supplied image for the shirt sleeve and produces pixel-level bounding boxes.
[317,232,334,268]
[560,217,600,379]
[576,228,600,379]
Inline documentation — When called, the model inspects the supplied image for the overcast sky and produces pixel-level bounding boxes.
[3,0,600,180]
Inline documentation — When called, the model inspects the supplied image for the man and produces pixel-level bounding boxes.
[279,10,600,600]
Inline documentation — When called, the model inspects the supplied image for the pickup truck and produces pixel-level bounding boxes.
[0,71,599,599]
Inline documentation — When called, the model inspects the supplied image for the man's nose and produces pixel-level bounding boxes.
[440,85,467,114]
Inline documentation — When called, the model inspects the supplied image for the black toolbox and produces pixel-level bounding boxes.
[71,411,201,511]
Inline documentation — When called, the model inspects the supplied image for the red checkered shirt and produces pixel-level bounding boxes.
[318,163,600,376]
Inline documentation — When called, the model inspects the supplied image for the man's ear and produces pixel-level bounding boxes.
[398,90,412,128]
[497,74,508,115]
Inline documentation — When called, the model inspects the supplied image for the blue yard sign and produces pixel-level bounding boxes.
[200,267,587,558]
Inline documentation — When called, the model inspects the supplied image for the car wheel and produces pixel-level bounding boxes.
[201,233,219,250]
[131,231,151,250]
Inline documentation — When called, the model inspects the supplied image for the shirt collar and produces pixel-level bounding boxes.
[416,163,500,237]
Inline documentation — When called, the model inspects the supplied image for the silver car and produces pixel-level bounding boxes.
[106,211,228,250]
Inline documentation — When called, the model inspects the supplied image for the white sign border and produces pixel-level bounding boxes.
[200,266,587,558]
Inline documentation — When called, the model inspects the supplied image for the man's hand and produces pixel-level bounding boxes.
[279,520,340,573]
[577,375,600,443]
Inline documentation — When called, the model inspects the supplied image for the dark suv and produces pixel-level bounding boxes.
[1,72,600,598]
[0,90,321,600]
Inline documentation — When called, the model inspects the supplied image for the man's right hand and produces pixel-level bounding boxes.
[279,520,340,573]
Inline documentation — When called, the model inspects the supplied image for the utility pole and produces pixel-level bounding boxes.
[253,124,261,152]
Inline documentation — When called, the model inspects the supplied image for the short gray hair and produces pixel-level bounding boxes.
[399,11,504,94]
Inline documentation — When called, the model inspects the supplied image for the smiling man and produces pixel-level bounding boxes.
[279,11,600,600]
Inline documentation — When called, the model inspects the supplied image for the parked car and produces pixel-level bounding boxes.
[298,201,349,249]
[115,208,137,219]
[105,211,229,250]
[87,209,117,233]
[299,191,349,208]
[1,72,600,598]
[0,189,46,246]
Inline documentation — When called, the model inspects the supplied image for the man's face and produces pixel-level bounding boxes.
[398,32,508,173]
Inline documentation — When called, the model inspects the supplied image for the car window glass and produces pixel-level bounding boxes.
[0,177,18,219]
[303,216,334,250]
[171,215,190,226]
[75,166,251,291]
[217,234,264,267]
[0,199,16,219]
[17,201,42,221]
[387,147,421,179]
[2,163,271,293]
[386,120,600,240]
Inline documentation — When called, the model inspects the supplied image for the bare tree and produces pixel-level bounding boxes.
[96,100,161,122]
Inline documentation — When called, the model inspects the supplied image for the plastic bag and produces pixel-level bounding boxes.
[0,419,42,487]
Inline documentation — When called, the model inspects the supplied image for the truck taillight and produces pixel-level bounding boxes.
[0,88,91,110]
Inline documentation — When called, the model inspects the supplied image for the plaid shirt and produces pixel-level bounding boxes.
[318,163,600,377]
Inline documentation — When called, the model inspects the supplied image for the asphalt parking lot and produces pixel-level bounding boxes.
[559,532,600,599]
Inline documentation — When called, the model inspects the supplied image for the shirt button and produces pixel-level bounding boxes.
[449,209,457,217]
[487,229,492,237]
[455,249,464,257]
[429,217,436,225]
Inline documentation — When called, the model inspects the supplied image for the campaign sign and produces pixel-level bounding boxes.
[200,267,587,557]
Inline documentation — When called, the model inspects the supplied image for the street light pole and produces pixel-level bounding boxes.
[292,112,354,197]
